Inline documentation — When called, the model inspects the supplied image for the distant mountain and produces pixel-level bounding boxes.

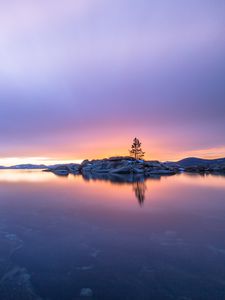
[177,157,225,168]
[0,163,79,170]
[2,164,47,169]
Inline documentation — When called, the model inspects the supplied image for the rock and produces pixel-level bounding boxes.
[50,166,70,176]
[81,165,93,173]
[81,159,90,166]
[132,167,145,174]
[110,166,132,174]
[80,288,93,297]
[144,160,162,168]
[53,170,69,176]
[67,164,80,174]
[45,157,179,178]
[45,163,80,175]
[108,156,136,161]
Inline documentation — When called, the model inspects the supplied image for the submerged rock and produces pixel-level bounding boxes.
[80,288,93,297]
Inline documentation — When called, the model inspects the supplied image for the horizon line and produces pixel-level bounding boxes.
[0,155,225,167]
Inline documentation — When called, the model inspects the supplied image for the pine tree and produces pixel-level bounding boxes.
[129,137,145,160]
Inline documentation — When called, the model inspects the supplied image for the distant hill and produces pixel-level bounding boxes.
[0,163,78,170]
[177,157,225,168]
[0,164,47,169]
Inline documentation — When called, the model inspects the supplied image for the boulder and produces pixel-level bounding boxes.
[144,160,162,168]
[108,156,136,161]
[132,167,145,174]
[50,166,70,176]
[110,166,132,174]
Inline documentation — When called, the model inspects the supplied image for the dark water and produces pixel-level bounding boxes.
[0,170,225,300]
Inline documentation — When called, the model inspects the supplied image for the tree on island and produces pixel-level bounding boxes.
[129,137,145,160]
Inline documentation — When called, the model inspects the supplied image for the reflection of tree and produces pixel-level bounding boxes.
[132,181,147,206]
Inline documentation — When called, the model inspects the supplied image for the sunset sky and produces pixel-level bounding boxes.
[0,0,225,165]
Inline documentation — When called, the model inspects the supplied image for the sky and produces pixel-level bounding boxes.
[0,0,225,165]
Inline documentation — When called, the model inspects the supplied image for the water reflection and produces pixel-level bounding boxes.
[82,171,151,183]
[81,172,153,205]
[0,169,54,182]
[0,170,225,299]
[132,181,147,206]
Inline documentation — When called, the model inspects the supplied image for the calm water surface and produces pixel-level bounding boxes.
[0,170,225,300]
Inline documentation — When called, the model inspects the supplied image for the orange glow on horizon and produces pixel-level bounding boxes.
[0,143,224,166]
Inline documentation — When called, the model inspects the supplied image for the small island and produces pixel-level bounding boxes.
[44,138,225,177]
[44,156,177,177]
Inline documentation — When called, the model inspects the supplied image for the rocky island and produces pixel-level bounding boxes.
[44,156,178,177]
[44,156,225,178]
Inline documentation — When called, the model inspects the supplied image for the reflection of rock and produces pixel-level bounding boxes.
[83,172,151,205]
[146,169,176,175]
[82,172,148,183]
[132,181,147,206]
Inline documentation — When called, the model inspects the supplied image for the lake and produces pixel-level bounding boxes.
[0,170,225,300]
